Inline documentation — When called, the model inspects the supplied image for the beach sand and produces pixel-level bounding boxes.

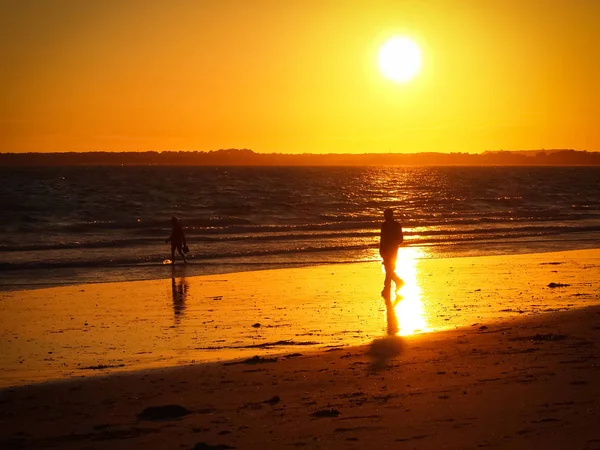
[1,249,599,449]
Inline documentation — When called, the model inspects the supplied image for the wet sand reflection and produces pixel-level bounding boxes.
[4,249,599,387]
[385,247,429,336]
[171,267,189,326]
[383,296,399,335]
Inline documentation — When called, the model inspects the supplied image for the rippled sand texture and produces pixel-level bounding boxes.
[1,249,599,387]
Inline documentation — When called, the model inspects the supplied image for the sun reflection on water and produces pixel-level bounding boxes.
[391,246,429,336]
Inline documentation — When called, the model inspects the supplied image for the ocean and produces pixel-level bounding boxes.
[1,165,600,290]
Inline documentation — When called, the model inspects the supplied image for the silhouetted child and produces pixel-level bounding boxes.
[166,216,187,264]
[379,208,404,297]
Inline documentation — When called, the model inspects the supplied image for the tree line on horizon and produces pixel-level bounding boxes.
[1,148,600,166]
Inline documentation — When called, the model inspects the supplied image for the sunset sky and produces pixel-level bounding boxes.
[1,0,599,154]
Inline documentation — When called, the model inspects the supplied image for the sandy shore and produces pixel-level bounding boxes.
[1,249,600,448]
[2,248,599,387]
[1,304,599,449]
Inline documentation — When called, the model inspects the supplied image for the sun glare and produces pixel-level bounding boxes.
[391,247,428,335]
[378,36,422,83]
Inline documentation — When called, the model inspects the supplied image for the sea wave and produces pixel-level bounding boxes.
[2,223,600,253]
[3,225,600,270]
[2,165,600,287]
[0,223,600,252]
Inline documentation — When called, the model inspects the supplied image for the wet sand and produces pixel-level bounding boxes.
[1,305,599,449]
[1,248,599,387]
[1,249,600,448]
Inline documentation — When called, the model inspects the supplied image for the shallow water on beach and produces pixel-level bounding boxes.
[2,166,600,290]
[1,248,599,388]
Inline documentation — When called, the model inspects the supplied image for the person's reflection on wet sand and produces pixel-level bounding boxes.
[382,291,399,336]
[369,291,404,370]
[171,269,189,326]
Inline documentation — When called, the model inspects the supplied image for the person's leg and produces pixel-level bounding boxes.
[392,273,404,290]
[386,254,404,292]
[177,245,187,263]
[382,258,395,297]
[171,245,176,264]
[383,272,392,289]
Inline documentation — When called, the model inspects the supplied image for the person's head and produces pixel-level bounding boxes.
[384,208,394,220]
[171,216,178,224]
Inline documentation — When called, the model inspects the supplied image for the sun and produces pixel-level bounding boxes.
[378,36,422,83]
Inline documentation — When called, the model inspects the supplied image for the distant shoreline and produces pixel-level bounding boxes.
[2,148,600,166]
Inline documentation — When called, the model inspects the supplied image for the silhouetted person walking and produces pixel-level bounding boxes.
[380,208,404,297]
[166,216,187,264]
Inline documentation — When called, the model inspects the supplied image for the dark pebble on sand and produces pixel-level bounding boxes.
[252,323,261,328]
[548,282,570,288]
[509,333,568,342]
[78,364,125,370]
[193,443,236,450]
[138,404,191,421]
[311,409,340,418]
[244,356,278,364]
[264,396,280,405]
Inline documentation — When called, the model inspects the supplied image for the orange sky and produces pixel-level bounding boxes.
[1,0,599,154]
